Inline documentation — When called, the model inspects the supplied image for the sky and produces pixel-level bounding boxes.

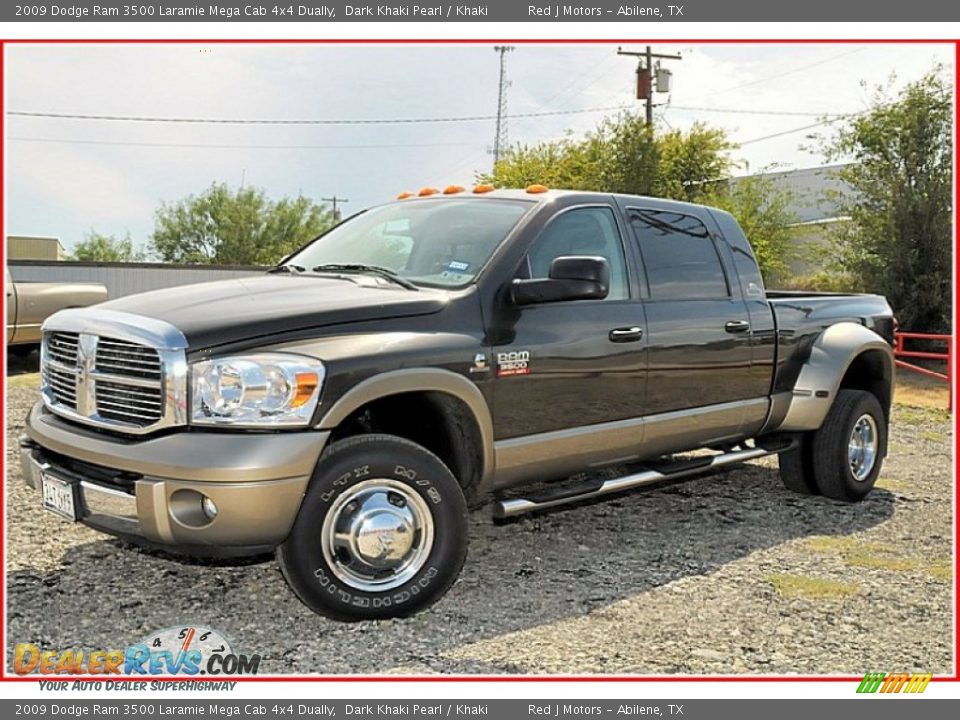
[4,42,954,254]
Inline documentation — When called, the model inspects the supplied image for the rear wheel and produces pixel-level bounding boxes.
[277,434,468,621]
[778,432,820,495]
[811,389,887,501]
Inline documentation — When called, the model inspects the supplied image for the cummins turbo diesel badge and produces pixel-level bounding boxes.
[496,350,530,377]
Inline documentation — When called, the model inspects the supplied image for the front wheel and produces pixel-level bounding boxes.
[277,434,468,621]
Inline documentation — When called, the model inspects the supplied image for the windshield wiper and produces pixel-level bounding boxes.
[311,263,419,291]
[267,263,306,274]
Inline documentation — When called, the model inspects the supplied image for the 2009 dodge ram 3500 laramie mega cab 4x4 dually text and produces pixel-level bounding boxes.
[21,187,895,620]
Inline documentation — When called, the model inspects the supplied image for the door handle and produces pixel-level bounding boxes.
[609,326,643,342]
[724,320,751,333]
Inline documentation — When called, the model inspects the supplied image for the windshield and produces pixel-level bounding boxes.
[285,198,532,287]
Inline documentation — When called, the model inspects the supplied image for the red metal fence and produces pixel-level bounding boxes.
[893,332,953,411]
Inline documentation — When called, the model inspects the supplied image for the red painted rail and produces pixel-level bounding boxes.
[893,331,952,411]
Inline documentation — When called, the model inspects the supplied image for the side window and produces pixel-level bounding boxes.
[523,207,629,301]
[630,209,729,300]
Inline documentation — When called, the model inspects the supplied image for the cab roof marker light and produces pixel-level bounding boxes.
[443,185,466,195]
[472,184,496,194]
[396,191,415,200]
[418,187,440,197]
[526,184,549,194]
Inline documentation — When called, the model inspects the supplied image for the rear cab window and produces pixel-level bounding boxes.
[627,208,730,300]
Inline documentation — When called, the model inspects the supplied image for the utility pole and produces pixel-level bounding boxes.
[492,45,514,168]
[322,195,349,222]
[617,46,682,127]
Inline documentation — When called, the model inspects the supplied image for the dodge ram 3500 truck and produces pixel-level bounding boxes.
[21,187,895,620]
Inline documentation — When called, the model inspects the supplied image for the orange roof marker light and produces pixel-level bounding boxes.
[418,187,440,197]
[396,191,415,200]
[443,185,466,195]
[473,184,496,194]
[526,184,549,194]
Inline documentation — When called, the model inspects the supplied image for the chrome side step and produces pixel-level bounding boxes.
[492,443,790,519]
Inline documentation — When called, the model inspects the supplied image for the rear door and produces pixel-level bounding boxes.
[619,200,763,450]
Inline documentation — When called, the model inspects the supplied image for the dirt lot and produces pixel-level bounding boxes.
[4,360,954,675]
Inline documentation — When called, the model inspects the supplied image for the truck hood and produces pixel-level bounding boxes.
[98,274,448,349]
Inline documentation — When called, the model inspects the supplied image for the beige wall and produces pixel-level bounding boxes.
[7,236,65,261]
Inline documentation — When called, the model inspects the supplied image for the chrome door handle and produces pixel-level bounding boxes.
[724,320,751,333]
[609,327,643,342]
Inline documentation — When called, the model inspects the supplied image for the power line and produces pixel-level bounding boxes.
[8,136,481,150]
[670,105,852,118]
[701,46,867,99]
[7,105,630,126]
[737,113,863,146]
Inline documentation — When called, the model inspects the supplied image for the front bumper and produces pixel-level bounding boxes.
[22,402,329,554]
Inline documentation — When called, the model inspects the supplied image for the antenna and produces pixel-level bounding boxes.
[492,45,515,169]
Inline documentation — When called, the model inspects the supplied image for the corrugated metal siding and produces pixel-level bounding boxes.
[7,261,266,299]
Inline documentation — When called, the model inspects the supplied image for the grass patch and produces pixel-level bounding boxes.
[895,406,949,426]
[894,373,950,411]
[874,477,909,491]
[767,573,859,599]
[920,431,946,443]
[6,373,40,389]
[843,552,920,572]
[925,560,952,582]
[804,537,896,555]
[805,535,948,578]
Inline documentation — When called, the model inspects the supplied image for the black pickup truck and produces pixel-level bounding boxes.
[21,186,895,620]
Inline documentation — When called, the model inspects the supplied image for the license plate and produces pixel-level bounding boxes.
[41,473,78,522]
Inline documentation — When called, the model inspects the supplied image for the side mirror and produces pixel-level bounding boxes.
[511,255,610,306]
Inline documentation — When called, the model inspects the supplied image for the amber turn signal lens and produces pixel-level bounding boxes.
[292,371,320,408]
[418,187,439,197]
[396,191,414,200]
[473,184,495,194]
[443,185,466,195]
[526,184,549,194]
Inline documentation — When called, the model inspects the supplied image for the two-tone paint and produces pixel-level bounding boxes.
[21,190,895,553]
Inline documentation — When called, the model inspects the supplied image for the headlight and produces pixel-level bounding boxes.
[191,353,324,427]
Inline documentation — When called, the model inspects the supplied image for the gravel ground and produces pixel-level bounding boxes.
[4,375,954,676]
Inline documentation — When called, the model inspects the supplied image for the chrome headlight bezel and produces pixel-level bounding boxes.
[190,353,325,428]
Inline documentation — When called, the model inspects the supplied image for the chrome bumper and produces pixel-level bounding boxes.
[22,403,329,552]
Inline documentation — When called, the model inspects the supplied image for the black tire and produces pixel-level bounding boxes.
[810,389,887,502]
[778,432,820,495]
[277,434,468,621]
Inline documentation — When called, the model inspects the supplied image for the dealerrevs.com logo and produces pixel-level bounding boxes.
[856,672,932,694]
[14,626,261,676]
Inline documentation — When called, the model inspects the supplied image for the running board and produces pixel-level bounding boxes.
[492,441,793,519]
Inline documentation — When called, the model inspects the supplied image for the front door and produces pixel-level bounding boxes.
[491,204,647,440]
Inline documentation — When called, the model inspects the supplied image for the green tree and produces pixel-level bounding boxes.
[483,113,792,280]
[818,70,952,332]
[150,183,336,265]
[70,231,143,262]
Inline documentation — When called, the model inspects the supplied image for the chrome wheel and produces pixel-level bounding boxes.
[320,479,434,592]
[848,413,879,482]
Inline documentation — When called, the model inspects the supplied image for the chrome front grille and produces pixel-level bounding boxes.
[94,338,163,380]
[40,309,188,435]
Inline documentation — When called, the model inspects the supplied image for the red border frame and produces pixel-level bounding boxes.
[0,37,956,685]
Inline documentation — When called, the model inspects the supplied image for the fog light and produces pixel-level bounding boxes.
[201,497,219,520]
